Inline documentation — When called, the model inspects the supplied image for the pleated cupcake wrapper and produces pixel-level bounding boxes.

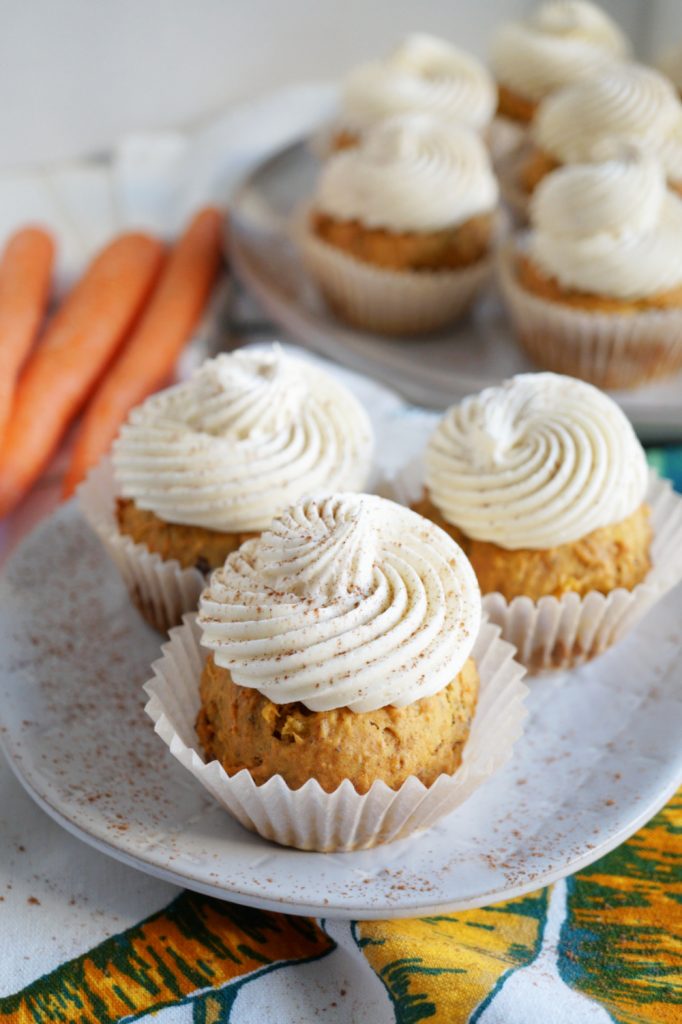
[390,461,682,673]
[294,208,493,335]
[143,614,528,852]
[77,459,205,634]
[498,241,682,389]
[495,145,532,226]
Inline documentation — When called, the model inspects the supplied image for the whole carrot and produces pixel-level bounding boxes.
[0,232,164,518]
[0,226,55,442]
[62,207,223,497]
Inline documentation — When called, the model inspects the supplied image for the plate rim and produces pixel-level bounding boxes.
[2,709,680,919]
[1,500,682,919]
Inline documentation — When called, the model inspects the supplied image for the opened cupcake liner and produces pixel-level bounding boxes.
[78,459,205,634]
[294,208,493,336]
[144,614,527,852]
[498,241,682,390]
[390,461,682,673]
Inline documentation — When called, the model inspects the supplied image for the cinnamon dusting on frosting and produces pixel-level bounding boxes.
[198,493,481,712]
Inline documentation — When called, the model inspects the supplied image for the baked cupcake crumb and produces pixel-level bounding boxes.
[197,654,479,794]
[311,209,494,272]
[496,83,538,124]
[520,148,559,193]
[516,251,682,313]
[414,493,652,601]
[116,498,256,572]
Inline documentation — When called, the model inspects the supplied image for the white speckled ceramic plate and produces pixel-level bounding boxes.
[229,133,682,441]
[1,364,681,918]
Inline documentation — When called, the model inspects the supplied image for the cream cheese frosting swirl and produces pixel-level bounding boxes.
[341,33,496,133]
[112,349,373,532]
[198,493,481,712]
[491,1,628,102]
[527,151,682,299]
[425,373,648,550]
[533,62,681,164]
[315,113,498,232]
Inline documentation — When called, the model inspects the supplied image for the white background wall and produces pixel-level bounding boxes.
[0,0,675,169]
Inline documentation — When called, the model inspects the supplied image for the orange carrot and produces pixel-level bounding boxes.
[0,226,55,442]
[62,207,223,497]
[0,232,164,517]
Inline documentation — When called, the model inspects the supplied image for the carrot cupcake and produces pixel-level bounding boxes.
[491,0,628,126]
[498,149,682,388]
[79,347,373,631]
[523,62,682,194]
[196,493,481,793]
[331,33,496,151]
[405,371,682,670]
[299,112,499,334]
[422,373,650,601]
[145,493,528,850]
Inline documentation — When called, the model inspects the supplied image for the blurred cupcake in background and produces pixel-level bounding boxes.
[498,147,682,389]
[491,0,628,127]
[522,62,682,195]
[298,112,500,334]
[395,372,682,671]
[331,33,496,151]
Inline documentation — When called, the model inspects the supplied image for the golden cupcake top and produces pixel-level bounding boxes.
[532,62,682,168]
[425,372,648,550]
[491,0,628,102]
[340,33,496,133]
[314,113,499,233]
[527,149,682,300]
[112,348,374,532]
[198,493,481,712]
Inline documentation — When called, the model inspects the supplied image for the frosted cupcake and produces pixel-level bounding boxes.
[299,113,499,334]
[197,493,481,793]
[523,63,682,195]
[403,372,682,670]
[491,1,628,126]
[498,150,682,388]
[332,33,496,150]
[79,348,373,631]
[145,493,528,850]
[420,374,650,601]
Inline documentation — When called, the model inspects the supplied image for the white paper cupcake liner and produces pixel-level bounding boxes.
[144,615,527,852]
[495,144,533,226]
[294,209,494,335]
[77,460,205,633]
[498,240,682,389]
[390,461,682,673]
